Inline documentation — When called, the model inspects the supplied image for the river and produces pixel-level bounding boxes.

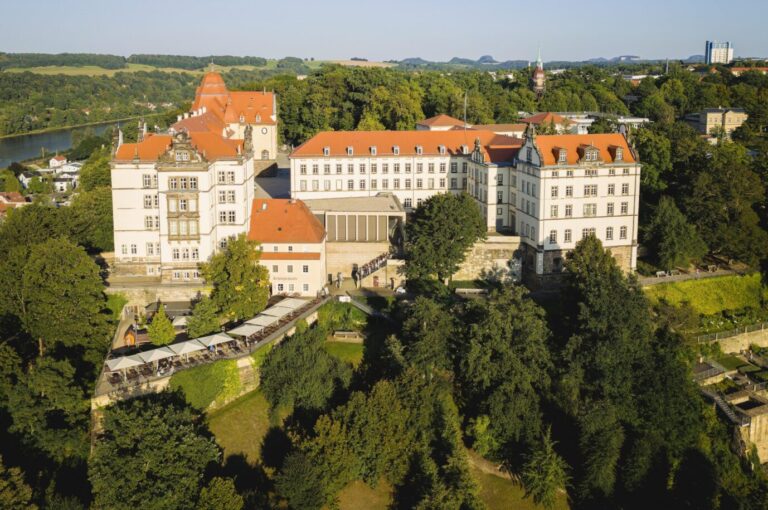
[0,122,119,168]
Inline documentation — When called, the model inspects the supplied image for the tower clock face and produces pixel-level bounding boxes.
[261,127,268,134]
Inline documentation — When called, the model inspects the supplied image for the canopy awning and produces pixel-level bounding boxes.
[105,355,144,371]
[276,298,308,310]
[261,306,294,319]
[227,324,263,337]
[138,347,176,363]
[197,332,235,347]
[169,340,206,355]
[246,314,279,327]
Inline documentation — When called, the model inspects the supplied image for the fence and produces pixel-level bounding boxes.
[696,321,768,344]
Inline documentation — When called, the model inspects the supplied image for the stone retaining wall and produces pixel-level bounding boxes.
[453,236,521,282]
[707,328,768,353]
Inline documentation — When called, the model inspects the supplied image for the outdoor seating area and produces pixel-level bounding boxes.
[98,296,325,395]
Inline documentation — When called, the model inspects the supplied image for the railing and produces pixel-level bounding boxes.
[696,322,768,344]
[700,388,751,426]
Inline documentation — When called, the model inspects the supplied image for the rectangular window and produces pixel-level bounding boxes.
[439,178,445,188]
[608,184,615,196]
[145,216,154,229]
[609,168,616,176]
[405,163,412,173]
[621,202,629,215]
[146,243,154,256]
[428,178,434,189]
[565,204,572,217]
[371,164,377,174]
[172,248,180,260]
[382,179,389,189]
[622,183,630,195]
[583,203,597,217]
[303,265,309,273]
[564,229,572,243]
[179,221,188,236]
[300,164,307,175]
[272,265,278,273]
[312,164,319,175]
[360,164,366,174]
[497,190,503,203]
[287,265,293,273]
[451,162,458,173]
[440,163,446,173]
[219,211,227,223]
[549,230,557,244]
[497,174,504,185]
[277,284,284,292]
[394,179,400,189]
[566,170,573,177]
[607,203,615,216]
[417,179,423,189]
[404,198,412,208]
[228,211,236,223]
[348,164,354,174]
[169,220,178,235]
[565,186,573,197]
[144,195,153,208]
[394,163,400,173]
[336,164,343,174]
[227,190,235,203]
[416,163,423,173]
[428,163,435,173]
[462,162,468,173]
[360,180,366,190]
[179,198,188,211]
[451,178,457,189]
[347,180,354,190]
[300,180,307,191]
[550,205,558,218]
[584,184,597,197]
[371,179,377,190]
[142,174,153,188]
[581,228,596,239]
[551,186,558,198]
[382,164,389,174]
[620,226,628,240]
[405,179,412,189]
[303,284,309,292]
[324,180,331,191]
[189,221,197,235]
[606,227,614,240]
[218,191,226,203]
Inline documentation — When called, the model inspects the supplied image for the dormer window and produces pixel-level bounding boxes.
[416,145,423,155]
[615,147,623,161]
[175,151,190,162]
[347,146,354,156]
[323,146,330,156]
[438,145,446,155]
[461,144,469,155]
[526,147,532,162]
[557,148,567,163]
[393,145,400,155]
[370,146,377,156]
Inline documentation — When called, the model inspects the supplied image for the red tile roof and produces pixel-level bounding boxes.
[52,155,66,161]
[172,111,225,134]
[114,134,173,162]
[417,114,466,128]
[188,132,243,160]
[521,112,571,126]
[290,130,522,163]
[0,192,26,203]
[534,134,635,165]
[188,72,275,126]
[248,199,326,244]
[471,123,527,132]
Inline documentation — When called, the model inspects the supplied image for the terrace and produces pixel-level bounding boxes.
[94,296,328,399]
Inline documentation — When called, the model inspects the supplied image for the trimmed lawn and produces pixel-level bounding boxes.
[324,341,364,367]
[106,293,128,320]
[716,354,748,371]
[336,480,392,510]
[207,390,270,464]
[644,273,768,316]
[471,466,569,510]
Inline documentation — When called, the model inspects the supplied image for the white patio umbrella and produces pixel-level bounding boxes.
[246,314,279,327]
[138,347,176,364]
[169,339,206,362]
[261,305,294,319]
[105,355,143,372]
[227,324,263,338]
[197,332,236,347]
[276,298,307,310]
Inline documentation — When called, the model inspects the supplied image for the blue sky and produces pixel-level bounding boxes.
[1,0,766,61]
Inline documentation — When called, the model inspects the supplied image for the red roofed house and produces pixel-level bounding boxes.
[248,199,326,297]
[416,114,467,131]
[49,154,67,169]
[110,71,278,284]
[520,112,572,134]
[0,192,29,219]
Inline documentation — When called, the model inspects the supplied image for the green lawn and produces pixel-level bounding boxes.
[336,479,392,510]
[644,273,768,316]
[471,466,569,510]
[324,341,364,366]
[106,292,128,320]
[170,359,240,410]
[716,354,748,371]
[207,390,270,464]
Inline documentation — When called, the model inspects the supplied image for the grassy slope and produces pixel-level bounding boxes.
[323,341,364,367]
[169,359,240,410]
[644,273,767,315]
[207,390,271,464]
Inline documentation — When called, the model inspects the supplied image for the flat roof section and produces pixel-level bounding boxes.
[302,194,406,215]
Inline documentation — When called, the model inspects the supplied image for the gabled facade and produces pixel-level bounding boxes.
[514,130,641,277]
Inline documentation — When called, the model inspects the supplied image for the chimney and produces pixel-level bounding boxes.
[261,202,267,211]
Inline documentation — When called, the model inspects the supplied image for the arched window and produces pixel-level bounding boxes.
[261,150,269,160]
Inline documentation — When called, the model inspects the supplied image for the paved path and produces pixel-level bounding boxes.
[639,268,737,286]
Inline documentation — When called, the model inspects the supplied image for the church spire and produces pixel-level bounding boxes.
[536,47,543,70]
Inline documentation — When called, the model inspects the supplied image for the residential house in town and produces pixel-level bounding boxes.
[699,107,748,138]
[49,154,67,169]
[0,192,29,219]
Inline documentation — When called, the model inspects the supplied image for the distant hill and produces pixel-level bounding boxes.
[448,57,479,66]
[684,54,705,63]
[477,55,498,64]
[400,57,431,66]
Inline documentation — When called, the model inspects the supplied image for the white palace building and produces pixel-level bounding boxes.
[110,72,277,284]
[290,126,640,277]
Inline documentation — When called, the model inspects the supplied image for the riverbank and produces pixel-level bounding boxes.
[0,112,167,140]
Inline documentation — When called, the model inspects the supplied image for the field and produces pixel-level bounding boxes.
[324,341,364,366]
[0,59,330,77]
[644,273,768,316]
